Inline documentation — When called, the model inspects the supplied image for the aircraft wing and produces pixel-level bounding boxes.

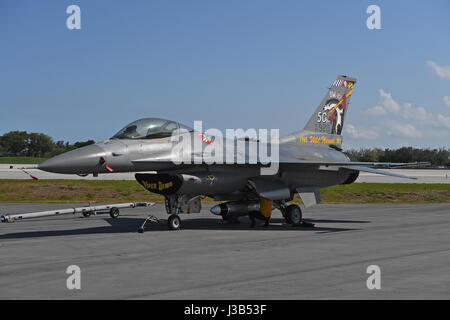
[283,161,418,179]
[280,160,416,167]
[133,158,419,170]
[131,146,420,180]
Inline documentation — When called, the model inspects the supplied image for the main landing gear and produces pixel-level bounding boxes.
[280,204,315,228]
[284,204,302,226]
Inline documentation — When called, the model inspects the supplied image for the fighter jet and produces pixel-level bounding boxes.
[38,75,415,230]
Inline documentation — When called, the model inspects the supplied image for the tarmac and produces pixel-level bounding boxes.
[1,164,449,183]
[1,202,449,299]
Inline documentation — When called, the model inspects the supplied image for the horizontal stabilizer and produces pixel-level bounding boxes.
[342,166,417,180]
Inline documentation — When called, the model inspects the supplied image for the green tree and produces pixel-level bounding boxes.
[0,131,29,155]
[27,133,54,157]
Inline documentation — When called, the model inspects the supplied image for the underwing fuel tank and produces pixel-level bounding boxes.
[210,201,261,217]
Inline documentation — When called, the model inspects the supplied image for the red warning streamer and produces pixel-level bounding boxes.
[104,164,114,172]
[21,169,38,180]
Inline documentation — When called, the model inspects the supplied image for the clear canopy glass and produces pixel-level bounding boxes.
[112,118,193,140]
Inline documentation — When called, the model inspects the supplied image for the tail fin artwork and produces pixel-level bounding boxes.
[304,75,356,135]
[280,75,357,147]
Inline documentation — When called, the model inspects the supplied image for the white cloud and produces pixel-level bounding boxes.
[367,90,449,130]
[401,103,434,123]
[366,105,387,116]
[345,124,379,140]
[444,96,450,108]
[358,90,450,145]
[426,60,450,80]
[367,89,401,115]
[386,120,423,138]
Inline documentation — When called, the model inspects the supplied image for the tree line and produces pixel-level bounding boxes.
[0,131,94,158]
[344,147,449,167]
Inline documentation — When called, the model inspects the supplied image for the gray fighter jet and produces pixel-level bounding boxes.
[38,75,415,230]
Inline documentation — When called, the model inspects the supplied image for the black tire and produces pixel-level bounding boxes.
[109,207,120,219]
[286,204,302,226]
[82,212,91,218]
[168,214,181,230]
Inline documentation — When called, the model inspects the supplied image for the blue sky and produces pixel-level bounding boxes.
[1,0,449,149]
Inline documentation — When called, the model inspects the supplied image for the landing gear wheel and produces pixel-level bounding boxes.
[168,214,181,230]
[285,204,302,226]
[82,212,91,218]
[109,207,120,219]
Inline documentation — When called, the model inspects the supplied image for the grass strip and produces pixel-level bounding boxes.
[0,180,448,204]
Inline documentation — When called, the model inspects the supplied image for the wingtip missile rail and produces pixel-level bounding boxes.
[0,202,155,223]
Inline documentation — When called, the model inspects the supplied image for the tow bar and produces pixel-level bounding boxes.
[0,202,155,223]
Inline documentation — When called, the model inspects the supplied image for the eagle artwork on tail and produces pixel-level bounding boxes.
[323,81,352,135]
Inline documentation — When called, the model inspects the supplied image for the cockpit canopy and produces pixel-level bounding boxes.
[112,118,193,140]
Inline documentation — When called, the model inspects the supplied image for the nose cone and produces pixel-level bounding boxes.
[38,144,106,174]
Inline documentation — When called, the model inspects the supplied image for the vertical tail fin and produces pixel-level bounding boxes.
[303,75,356,135]
[280,75,357,147]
